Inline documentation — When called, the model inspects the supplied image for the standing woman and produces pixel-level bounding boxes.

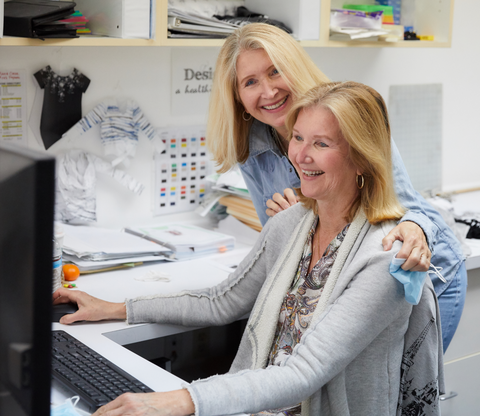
[207,23,466,351]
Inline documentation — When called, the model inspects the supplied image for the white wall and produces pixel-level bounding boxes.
[0,0,478,228]
[306,0,479,194]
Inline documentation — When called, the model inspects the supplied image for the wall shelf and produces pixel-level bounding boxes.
[0,0,454,47]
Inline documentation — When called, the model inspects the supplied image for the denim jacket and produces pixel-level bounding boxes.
[238,120,465,295]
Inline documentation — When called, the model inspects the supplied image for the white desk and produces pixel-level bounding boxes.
[51,246,253,414]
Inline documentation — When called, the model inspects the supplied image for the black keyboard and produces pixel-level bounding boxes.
[52,330,154,410]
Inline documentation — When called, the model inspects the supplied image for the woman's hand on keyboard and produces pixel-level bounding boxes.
[92,389,195,416]
[53,288,127,324]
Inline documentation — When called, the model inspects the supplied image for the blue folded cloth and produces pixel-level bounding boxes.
[389,255,427,305]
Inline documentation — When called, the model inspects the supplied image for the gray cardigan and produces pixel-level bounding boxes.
[126,204,443,416]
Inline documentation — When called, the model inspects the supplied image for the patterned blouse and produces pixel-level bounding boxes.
[253,217,350,416]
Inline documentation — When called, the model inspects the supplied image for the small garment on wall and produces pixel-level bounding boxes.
[56,149,145,224]
[34,65,90,149]
[63,97,164,167]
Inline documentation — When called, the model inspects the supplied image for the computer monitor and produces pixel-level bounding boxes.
[0,142,55,416]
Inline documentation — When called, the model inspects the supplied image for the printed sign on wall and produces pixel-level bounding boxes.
[0,69,27,146]
[171,48,218,116]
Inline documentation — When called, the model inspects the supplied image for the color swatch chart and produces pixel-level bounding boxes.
[153,126,212,215]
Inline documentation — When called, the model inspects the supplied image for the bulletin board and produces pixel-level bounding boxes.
[153,125,212,215]
[388,83,443,193]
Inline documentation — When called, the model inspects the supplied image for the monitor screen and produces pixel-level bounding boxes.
[0,142,55,416]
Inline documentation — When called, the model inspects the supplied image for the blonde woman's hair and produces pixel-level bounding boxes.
[207,23,330,173]
[285,81,405,224]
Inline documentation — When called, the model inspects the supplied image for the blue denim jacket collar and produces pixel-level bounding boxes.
[248,119,285,158]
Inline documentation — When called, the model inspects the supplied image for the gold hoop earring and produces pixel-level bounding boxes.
[356,174,365,190]
[242,111,252,122]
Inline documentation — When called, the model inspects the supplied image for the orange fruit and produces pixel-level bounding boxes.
[63,264,80,281]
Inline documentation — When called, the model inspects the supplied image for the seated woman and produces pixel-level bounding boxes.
[54,81,443,416]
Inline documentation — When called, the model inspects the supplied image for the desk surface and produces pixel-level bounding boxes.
[51,246,252,413]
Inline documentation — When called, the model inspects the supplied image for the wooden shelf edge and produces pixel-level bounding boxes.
[0,36,162,47]
[162,38,226,47]
[317,40,452,48]
[0,37,451,48]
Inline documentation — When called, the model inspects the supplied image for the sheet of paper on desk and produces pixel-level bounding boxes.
[62,223,172,261]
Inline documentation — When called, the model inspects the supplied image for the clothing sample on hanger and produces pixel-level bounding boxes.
[55,149,144,223]
[34,65,90,149]
[65,98,164,167]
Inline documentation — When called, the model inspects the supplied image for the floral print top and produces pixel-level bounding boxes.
[253,217,350,416]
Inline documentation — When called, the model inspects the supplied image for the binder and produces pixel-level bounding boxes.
[74,0,151,39]
[244,0,321,40]
[3,0,77,38]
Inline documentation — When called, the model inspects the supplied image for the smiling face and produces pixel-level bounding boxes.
[289,106,360,210]
[236,49,292,133]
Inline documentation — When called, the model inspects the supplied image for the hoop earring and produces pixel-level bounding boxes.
[242,111,252,122]
[356,174,365,190]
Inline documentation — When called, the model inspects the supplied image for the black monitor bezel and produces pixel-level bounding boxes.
[0,142,55,416]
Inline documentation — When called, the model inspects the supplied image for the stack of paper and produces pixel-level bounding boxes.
[218,195,262,232]
[168,8,240,39]
[210,168,250,198]
[62,224,173,273]
[330,8,389,41]
[125,223,235,259]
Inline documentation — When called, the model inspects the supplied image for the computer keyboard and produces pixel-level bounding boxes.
[52,330,154,410]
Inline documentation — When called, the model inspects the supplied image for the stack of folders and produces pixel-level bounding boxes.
[59,10,91,36]
[61,224,175,274]
[124,223,236,259]
[218,195,262,232]
[167,8,240,39]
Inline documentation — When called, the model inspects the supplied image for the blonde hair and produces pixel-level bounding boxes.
[285,81,405,224]
[207,23,330,173]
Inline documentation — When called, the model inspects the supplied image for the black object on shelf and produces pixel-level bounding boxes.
[404,30,420,40]
[4,0,78,39]
[215,6,292,34]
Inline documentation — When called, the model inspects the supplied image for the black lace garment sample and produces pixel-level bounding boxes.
[34,65,90,149]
